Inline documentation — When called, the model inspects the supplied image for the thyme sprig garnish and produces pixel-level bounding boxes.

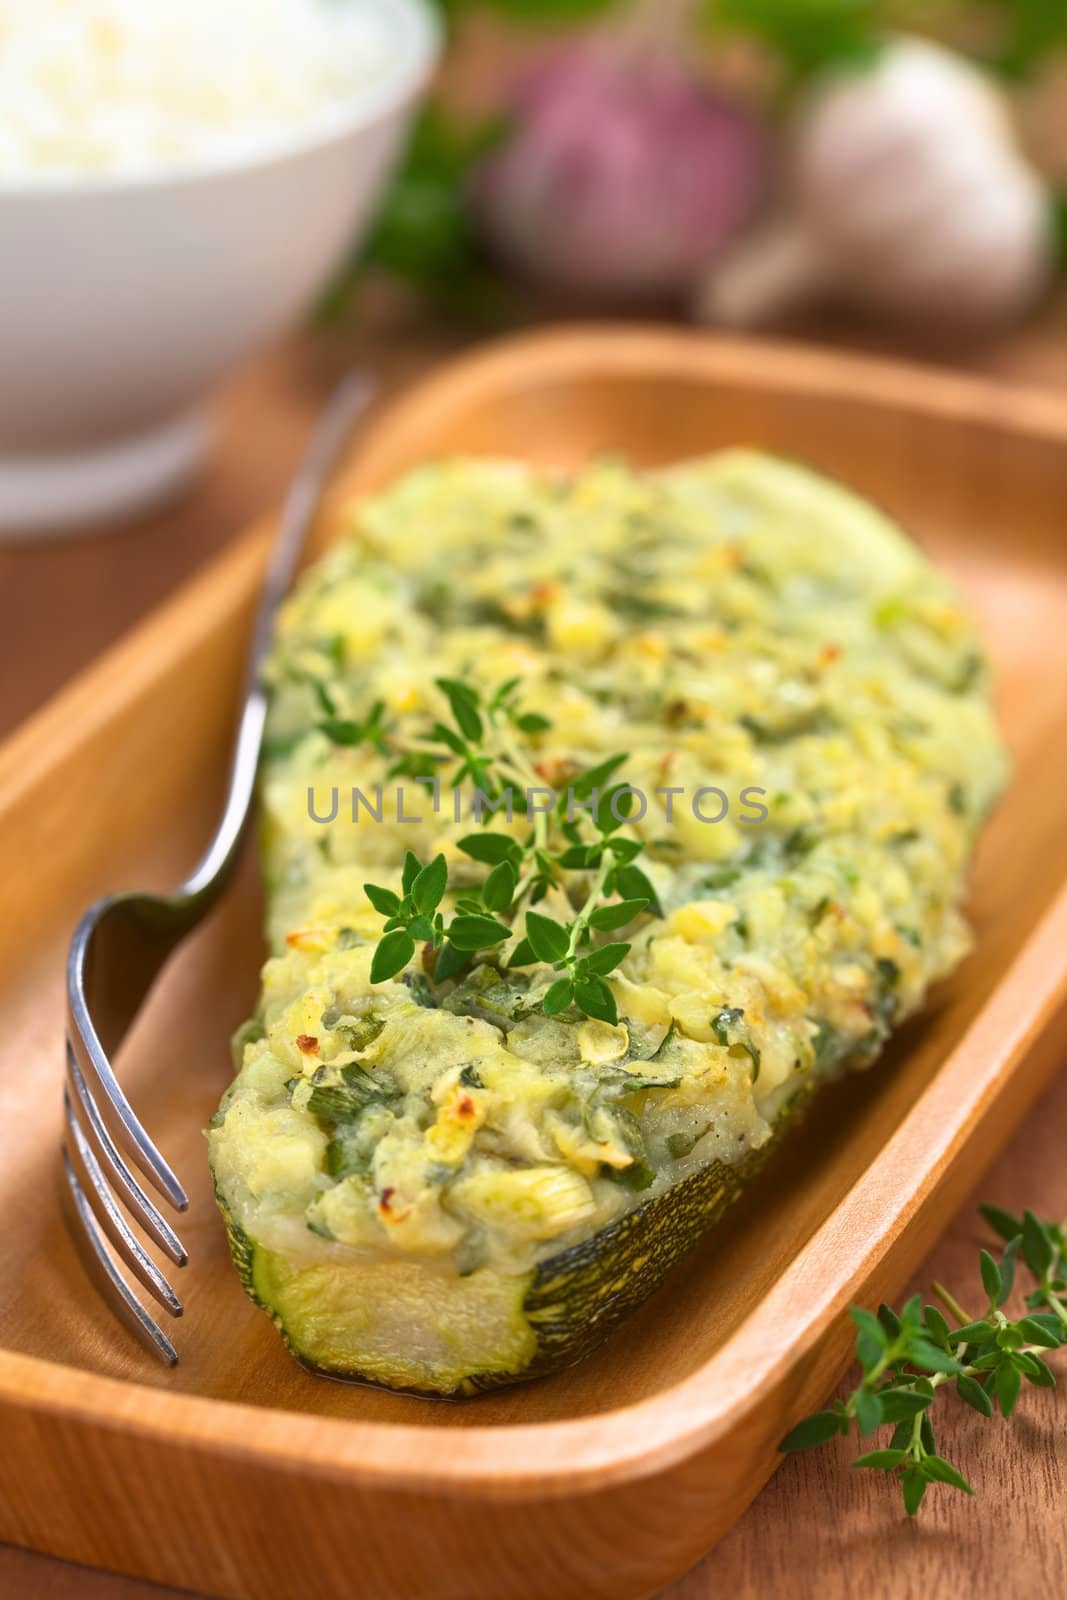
[780,1204,1067,1515]
[353,678,660,1022]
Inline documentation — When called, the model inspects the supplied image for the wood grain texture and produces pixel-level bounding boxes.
[1,328,1066,1600]
[3,1066,1066,1600]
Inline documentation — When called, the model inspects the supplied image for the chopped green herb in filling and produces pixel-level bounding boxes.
[209,450,1007,1394]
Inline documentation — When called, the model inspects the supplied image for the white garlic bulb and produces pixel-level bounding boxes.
[699,38,1056,329]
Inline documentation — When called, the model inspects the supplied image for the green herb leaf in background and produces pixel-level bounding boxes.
[319,104,509,321]
[985,0,1067,78]
[708,0,885,81]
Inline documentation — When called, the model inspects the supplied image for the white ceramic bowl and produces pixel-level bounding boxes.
[0,0,438,537]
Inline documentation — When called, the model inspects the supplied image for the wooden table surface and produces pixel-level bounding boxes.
[2,291,1065,1600]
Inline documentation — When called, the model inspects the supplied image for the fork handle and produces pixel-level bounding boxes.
[181,373,375,901]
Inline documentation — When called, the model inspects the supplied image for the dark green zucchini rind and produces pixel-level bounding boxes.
[467,1084,813,1393]
[514,1158,753,1386]
[220,1200,258,1297]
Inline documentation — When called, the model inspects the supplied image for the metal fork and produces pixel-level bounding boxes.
[62,374,375,1364]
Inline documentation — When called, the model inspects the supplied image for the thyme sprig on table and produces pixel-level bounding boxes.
[780,1204,1067,1515]
[349,678,660,1023]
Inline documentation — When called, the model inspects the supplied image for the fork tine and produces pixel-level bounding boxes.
[68,910,188,1212]
[61,1145,179,1366]
[61,378,376,1363]
[64,1088,183,1318]
[66,1042,188,1266]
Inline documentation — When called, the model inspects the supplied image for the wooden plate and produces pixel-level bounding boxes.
[1,329,1066,1600]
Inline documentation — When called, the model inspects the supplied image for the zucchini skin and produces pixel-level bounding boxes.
[215,1091,808,1397]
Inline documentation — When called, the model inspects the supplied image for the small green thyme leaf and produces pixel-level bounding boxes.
[980,1249,1003,1306]
[877,1303,902,1340]
[1018,1315,1065,1348]
[779,1409,847,1452]
[401,852,421,896]
[998,1236,1021,1305]
[433,939,468,984]
[579,942,630,977]
[542,977,574,1015]
[876,1388,931,1424]
[611,861,662,917]
[1023,1354,1056,1388]
[508,937,537,969]
[483,859,518,912]
[588,897,648,932]
[436,677,484,743]
[996,1360,1023,1417]
[573,974,618,1025]
[1022,1210,1055,1281]
[570,753,629,800]
[370,929,415,983]
[908,1341,962,1377]
[854,1387,883,1437]
[902,1467,928,1517]
[412,853,448,916]
[364,883,401,918]
[956,1375,994,1417]
[921,1456,973,1495]
[458,832,522,866]
[923,1305,952,1350]
[525,912,571,965]
[851,1448,909,1470]
[979,1204,1024,1244]
[779,1200,1067,1515]
[948,1320,997,1346]
[447,914,512,952]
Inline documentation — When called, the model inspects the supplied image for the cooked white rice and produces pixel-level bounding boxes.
[0,0,396,182]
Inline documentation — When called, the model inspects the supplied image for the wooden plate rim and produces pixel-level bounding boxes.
[3,328,1067,1498]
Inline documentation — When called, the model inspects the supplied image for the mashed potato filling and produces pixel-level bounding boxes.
[209,452,1007,1381]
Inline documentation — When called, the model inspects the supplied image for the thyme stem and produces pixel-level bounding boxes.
[780,1202,1067,1516]
[931,1282,973,1327]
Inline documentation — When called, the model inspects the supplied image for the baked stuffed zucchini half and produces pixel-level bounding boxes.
[209,450,1008,1395]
